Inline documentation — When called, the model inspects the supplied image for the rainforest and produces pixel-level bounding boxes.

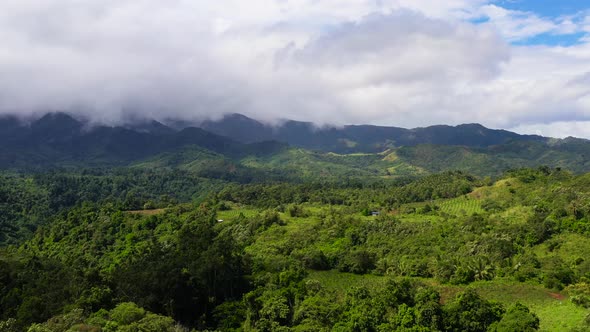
[4,0,590,330]
[2,127,590,331]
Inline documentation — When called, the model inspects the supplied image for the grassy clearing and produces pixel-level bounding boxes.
[468,280,586,332]
[438,196,484,215]
[529,300,587,331]
[432,279,587,331]
[306,271,587,331]
[533,232,590,262]
[282,215,318,231]
[491,205,534,224]
[307,270,387,296]
[217,208,260,220]
[397,195,483,220]
[397,214,445,223]
[470,177,519,200]
[386,161,429,177]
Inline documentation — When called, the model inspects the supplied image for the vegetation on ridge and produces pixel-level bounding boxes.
[3,113,590,330]
[0,167,590,330]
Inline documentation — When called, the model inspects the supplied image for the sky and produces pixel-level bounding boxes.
[1,1,590,138]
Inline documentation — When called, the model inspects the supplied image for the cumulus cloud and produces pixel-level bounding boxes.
[510,121,590,139]
[1,0,590,137]
[267,11,510,125]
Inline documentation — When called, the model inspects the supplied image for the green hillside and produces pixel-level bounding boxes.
[2,167,590,330]
[5,113,590,331]
[4,113,590,178]
[395,141,590,176]
[132,140,590,181]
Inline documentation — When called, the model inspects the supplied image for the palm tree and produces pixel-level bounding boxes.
[470,256,494,281]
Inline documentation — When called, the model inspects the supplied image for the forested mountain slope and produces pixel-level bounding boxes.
[3,112,590,178]
[200,113,547,152]
[2,168,590,330]
[0,113,285,169]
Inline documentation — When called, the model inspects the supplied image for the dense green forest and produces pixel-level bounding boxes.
[1,166,590,331]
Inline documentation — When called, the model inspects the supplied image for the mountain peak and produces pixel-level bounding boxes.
[124,119,175,135]
[456,123,486,129]
[200,113,273,143]
[224,113,258,121]
[34,112,81,125]
[30,112,84,139]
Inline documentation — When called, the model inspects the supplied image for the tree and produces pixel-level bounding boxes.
[488,303,539,332]
[443,289,504,332]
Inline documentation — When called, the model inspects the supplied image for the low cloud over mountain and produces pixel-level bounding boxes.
[1,1,590,137]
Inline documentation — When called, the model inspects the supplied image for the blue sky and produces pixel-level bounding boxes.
[495,0,587,17]
[480,0,590,46]
[511,32,586,47]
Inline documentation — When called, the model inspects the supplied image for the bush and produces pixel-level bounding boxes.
[143,201,156,210]
[338,250,376,274]
[288,205,309,218]
[0,319,18,332]
[119,313,176,332]
[488,302,539,331]
[260,211,285,230]
[294,248,331,270]
[566,283,590,308]
[443,289,504,332]
[109,303,146,325]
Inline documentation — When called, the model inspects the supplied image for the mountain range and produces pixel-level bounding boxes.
[1,112,589,178]
[200,113,547,152]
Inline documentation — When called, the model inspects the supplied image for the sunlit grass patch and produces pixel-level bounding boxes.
[431,279,587,332]
[438,196,483,215]
[533,232,590,263]
[217,208,260,220]
[306,272,588,331]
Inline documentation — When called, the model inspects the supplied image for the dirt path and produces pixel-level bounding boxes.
[548,292,566,301]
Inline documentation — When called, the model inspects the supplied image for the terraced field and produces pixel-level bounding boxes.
[438,196,484,215]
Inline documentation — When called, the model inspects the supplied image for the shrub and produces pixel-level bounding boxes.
[488,302,540,332]
[338,250,376,274]
[109,303,146,325]
[294,248,331,270]
[566,283,590,308]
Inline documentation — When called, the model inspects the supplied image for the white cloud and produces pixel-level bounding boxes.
[263,11,510,125]
[511,121,590,139]
[1,1,590,138]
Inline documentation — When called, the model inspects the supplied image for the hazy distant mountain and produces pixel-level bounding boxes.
[124,119,177,136]
[200,113,274,143]
[200,113,546,153]
[0,113,285,169]
[2,112,590,177]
